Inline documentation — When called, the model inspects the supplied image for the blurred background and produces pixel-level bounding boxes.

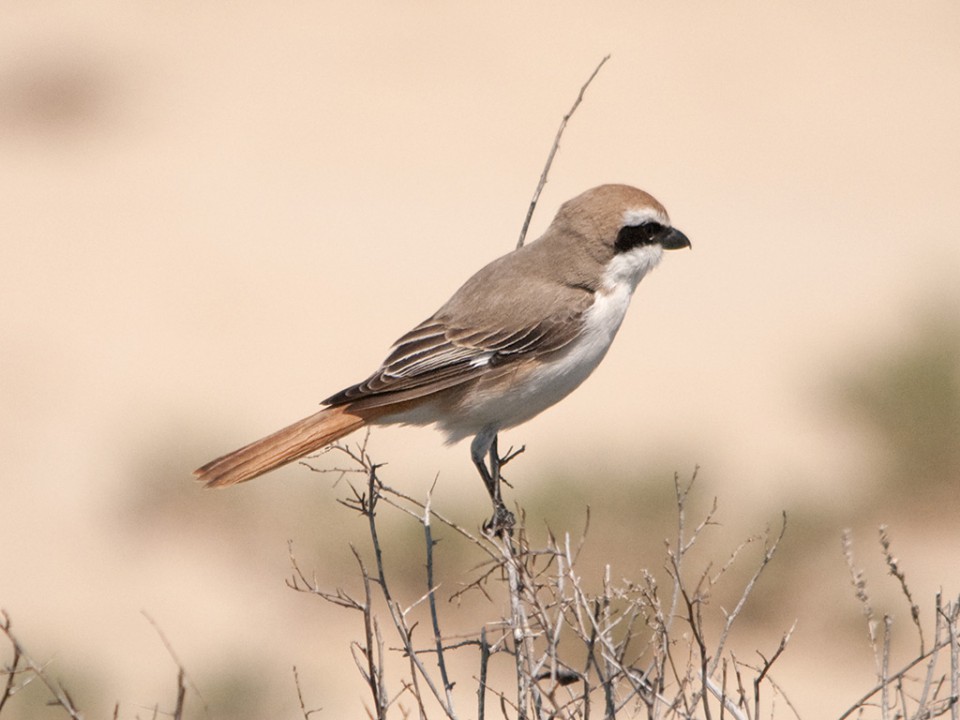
[1,1,958,717]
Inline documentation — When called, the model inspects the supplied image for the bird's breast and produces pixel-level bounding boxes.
[437,281,635,440]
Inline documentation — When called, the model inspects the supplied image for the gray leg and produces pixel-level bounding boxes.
[470,428,514,534]
[488,435,501,496]
[470,428,499,503]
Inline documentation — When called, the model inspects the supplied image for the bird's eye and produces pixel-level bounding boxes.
[615,221,665,253]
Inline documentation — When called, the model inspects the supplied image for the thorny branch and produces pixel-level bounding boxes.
[1,609,83,720]
[292,438,960,720]
[289,442,808,719]
[838,528,960,720]
[5,449,958,720]
[424,483,456,709]
[1,609,202,720]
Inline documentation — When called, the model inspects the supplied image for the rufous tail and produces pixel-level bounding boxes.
[194,405,367,488]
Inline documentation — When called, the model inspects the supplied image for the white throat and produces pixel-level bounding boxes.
[603,243,664,294]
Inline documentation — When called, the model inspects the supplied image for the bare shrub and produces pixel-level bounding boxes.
[289,440,802,719]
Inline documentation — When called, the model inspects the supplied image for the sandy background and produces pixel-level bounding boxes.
[2,1,959,718]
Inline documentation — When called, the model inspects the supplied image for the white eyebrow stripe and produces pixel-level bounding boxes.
[622,208,668,227]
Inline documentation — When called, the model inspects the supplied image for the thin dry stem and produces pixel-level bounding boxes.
[0,609,83,720]
[879,525,924,654]
[516,54,611,249]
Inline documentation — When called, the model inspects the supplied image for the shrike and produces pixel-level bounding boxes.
[195,184,690,528]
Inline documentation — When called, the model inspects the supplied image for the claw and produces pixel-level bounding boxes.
[482,503,516,537]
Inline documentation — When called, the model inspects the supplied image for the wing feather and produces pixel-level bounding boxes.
[324,274,595,408]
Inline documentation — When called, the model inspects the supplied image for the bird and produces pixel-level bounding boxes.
[194,184,690,530]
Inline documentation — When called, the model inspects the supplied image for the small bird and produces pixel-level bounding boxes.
[194,184,690,529]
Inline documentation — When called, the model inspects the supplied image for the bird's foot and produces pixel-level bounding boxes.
[482,503,516,537]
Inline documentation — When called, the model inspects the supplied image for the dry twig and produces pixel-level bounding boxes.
[516,54,611,249]
[0,609,83,720]
[293,665,323,719]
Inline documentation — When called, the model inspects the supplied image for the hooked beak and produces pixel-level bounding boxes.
[660,226,691,250]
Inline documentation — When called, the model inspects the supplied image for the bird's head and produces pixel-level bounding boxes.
[549,184,690,289]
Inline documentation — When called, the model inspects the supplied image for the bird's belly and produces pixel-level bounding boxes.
[476,345,607,429]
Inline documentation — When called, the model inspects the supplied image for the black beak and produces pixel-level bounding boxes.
[660,227,691,250]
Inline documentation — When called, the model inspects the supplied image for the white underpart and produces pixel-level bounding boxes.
[433,242,666,442]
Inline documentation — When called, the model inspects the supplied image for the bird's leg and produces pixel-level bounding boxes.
[472,452,499,505]
[488,435,502,500]
[471,430,515,535]
[470,431,499,502]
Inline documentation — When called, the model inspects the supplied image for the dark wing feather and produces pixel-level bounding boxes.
[324,239,599,410]
[323,285,594,409]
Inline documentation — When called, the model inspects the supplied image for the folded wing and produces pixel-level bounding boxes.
[324,283,594,410]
